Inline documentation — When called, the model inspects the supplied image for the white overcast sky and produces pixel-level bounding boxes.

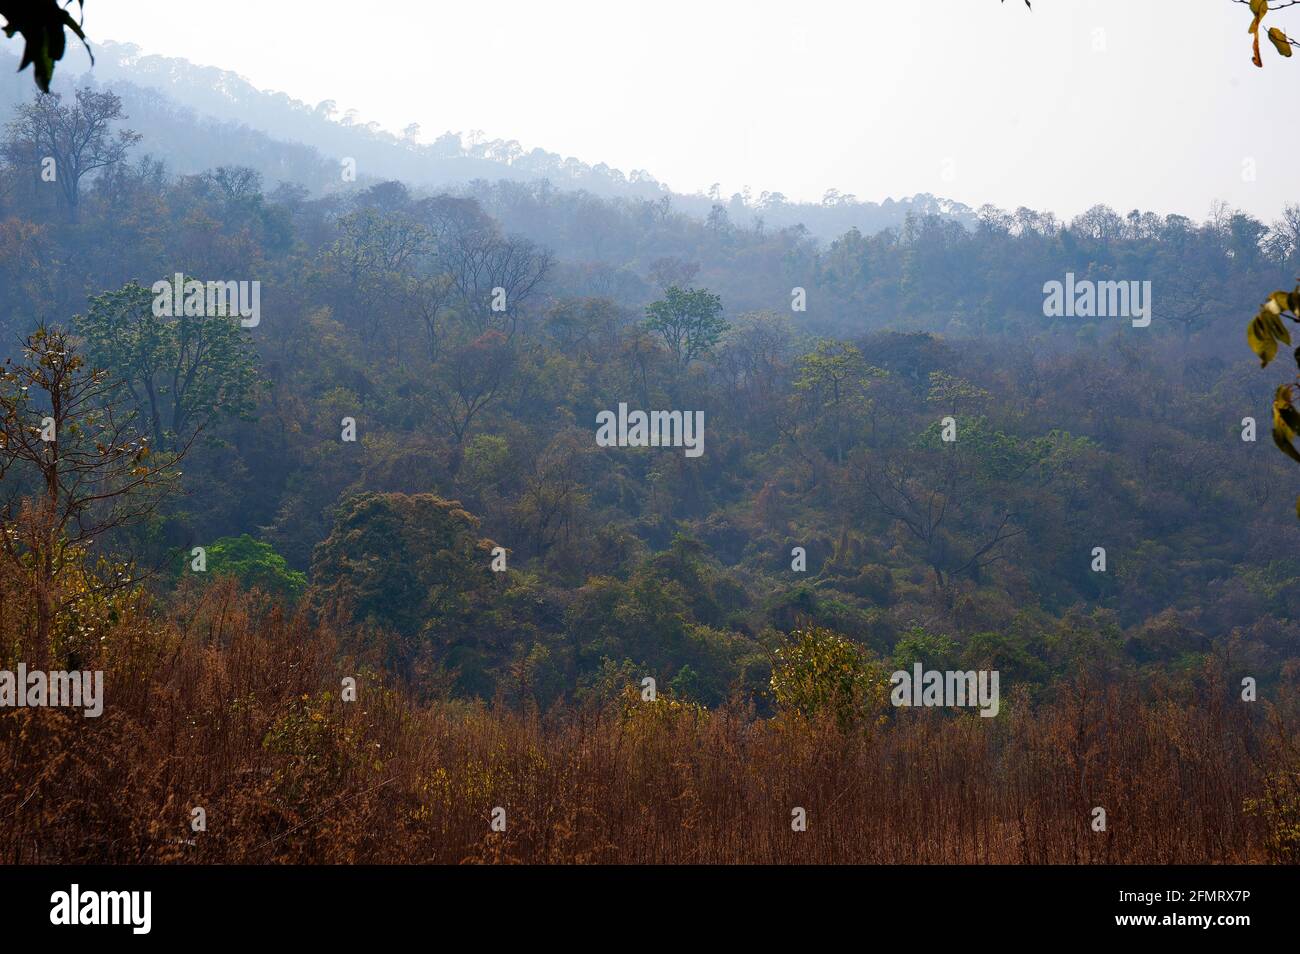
[47,0,1300,219]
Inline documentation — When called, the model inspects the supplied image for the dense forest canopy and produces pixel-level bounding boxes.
[1,69,1297,710]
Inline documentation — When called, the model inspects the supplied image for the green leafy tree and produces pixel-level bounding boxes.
[793,340,881,463]
[770,624,888,730]
[890,625,958,672]
[643,286,728,369]
[199,534,306,601]
[925,370,992,416]
[310,492,499,680]
[75,279,259,453]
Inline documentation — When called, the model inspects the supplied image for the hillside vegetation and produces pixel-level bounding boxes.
[1,84,1298,862]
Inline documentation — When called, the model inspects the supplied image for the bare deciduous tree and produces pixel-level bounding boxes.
[3,87,140,220]
[0,327,183,663]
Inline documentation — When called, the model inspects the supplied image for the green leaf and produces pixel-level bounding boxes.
[0,0,92,92]
[1272,426,1300,463]
[1273,386,1300,463]
[1265,309,1292,345]
[1279,403,1300,436]
[1249,315,1279,366]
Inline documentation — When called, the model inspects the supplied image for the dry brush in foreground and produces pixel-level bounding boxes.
[1,581,1297,864]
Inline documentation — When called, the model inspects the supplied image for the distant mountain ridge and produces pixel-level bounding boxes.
[0,40,977,241]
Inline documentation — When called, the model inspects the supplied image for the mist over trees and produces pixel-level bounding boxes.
[0,43,983,245]
[0,63,1297,708]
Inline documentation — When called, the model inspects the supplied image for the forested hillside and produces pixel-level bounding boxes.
[0,43,977,242]
[2,82,1299,704]
[2,78,1299,864]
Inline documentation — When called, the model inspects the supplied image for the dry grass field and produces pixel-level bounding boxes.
[3,581,1296,865]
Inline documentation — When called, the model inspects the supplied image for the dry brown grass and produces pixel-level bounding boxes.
[0,581,1294,864]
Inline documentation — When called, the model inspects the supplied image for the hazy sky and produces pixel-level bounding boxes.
[51,0,1300,219]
